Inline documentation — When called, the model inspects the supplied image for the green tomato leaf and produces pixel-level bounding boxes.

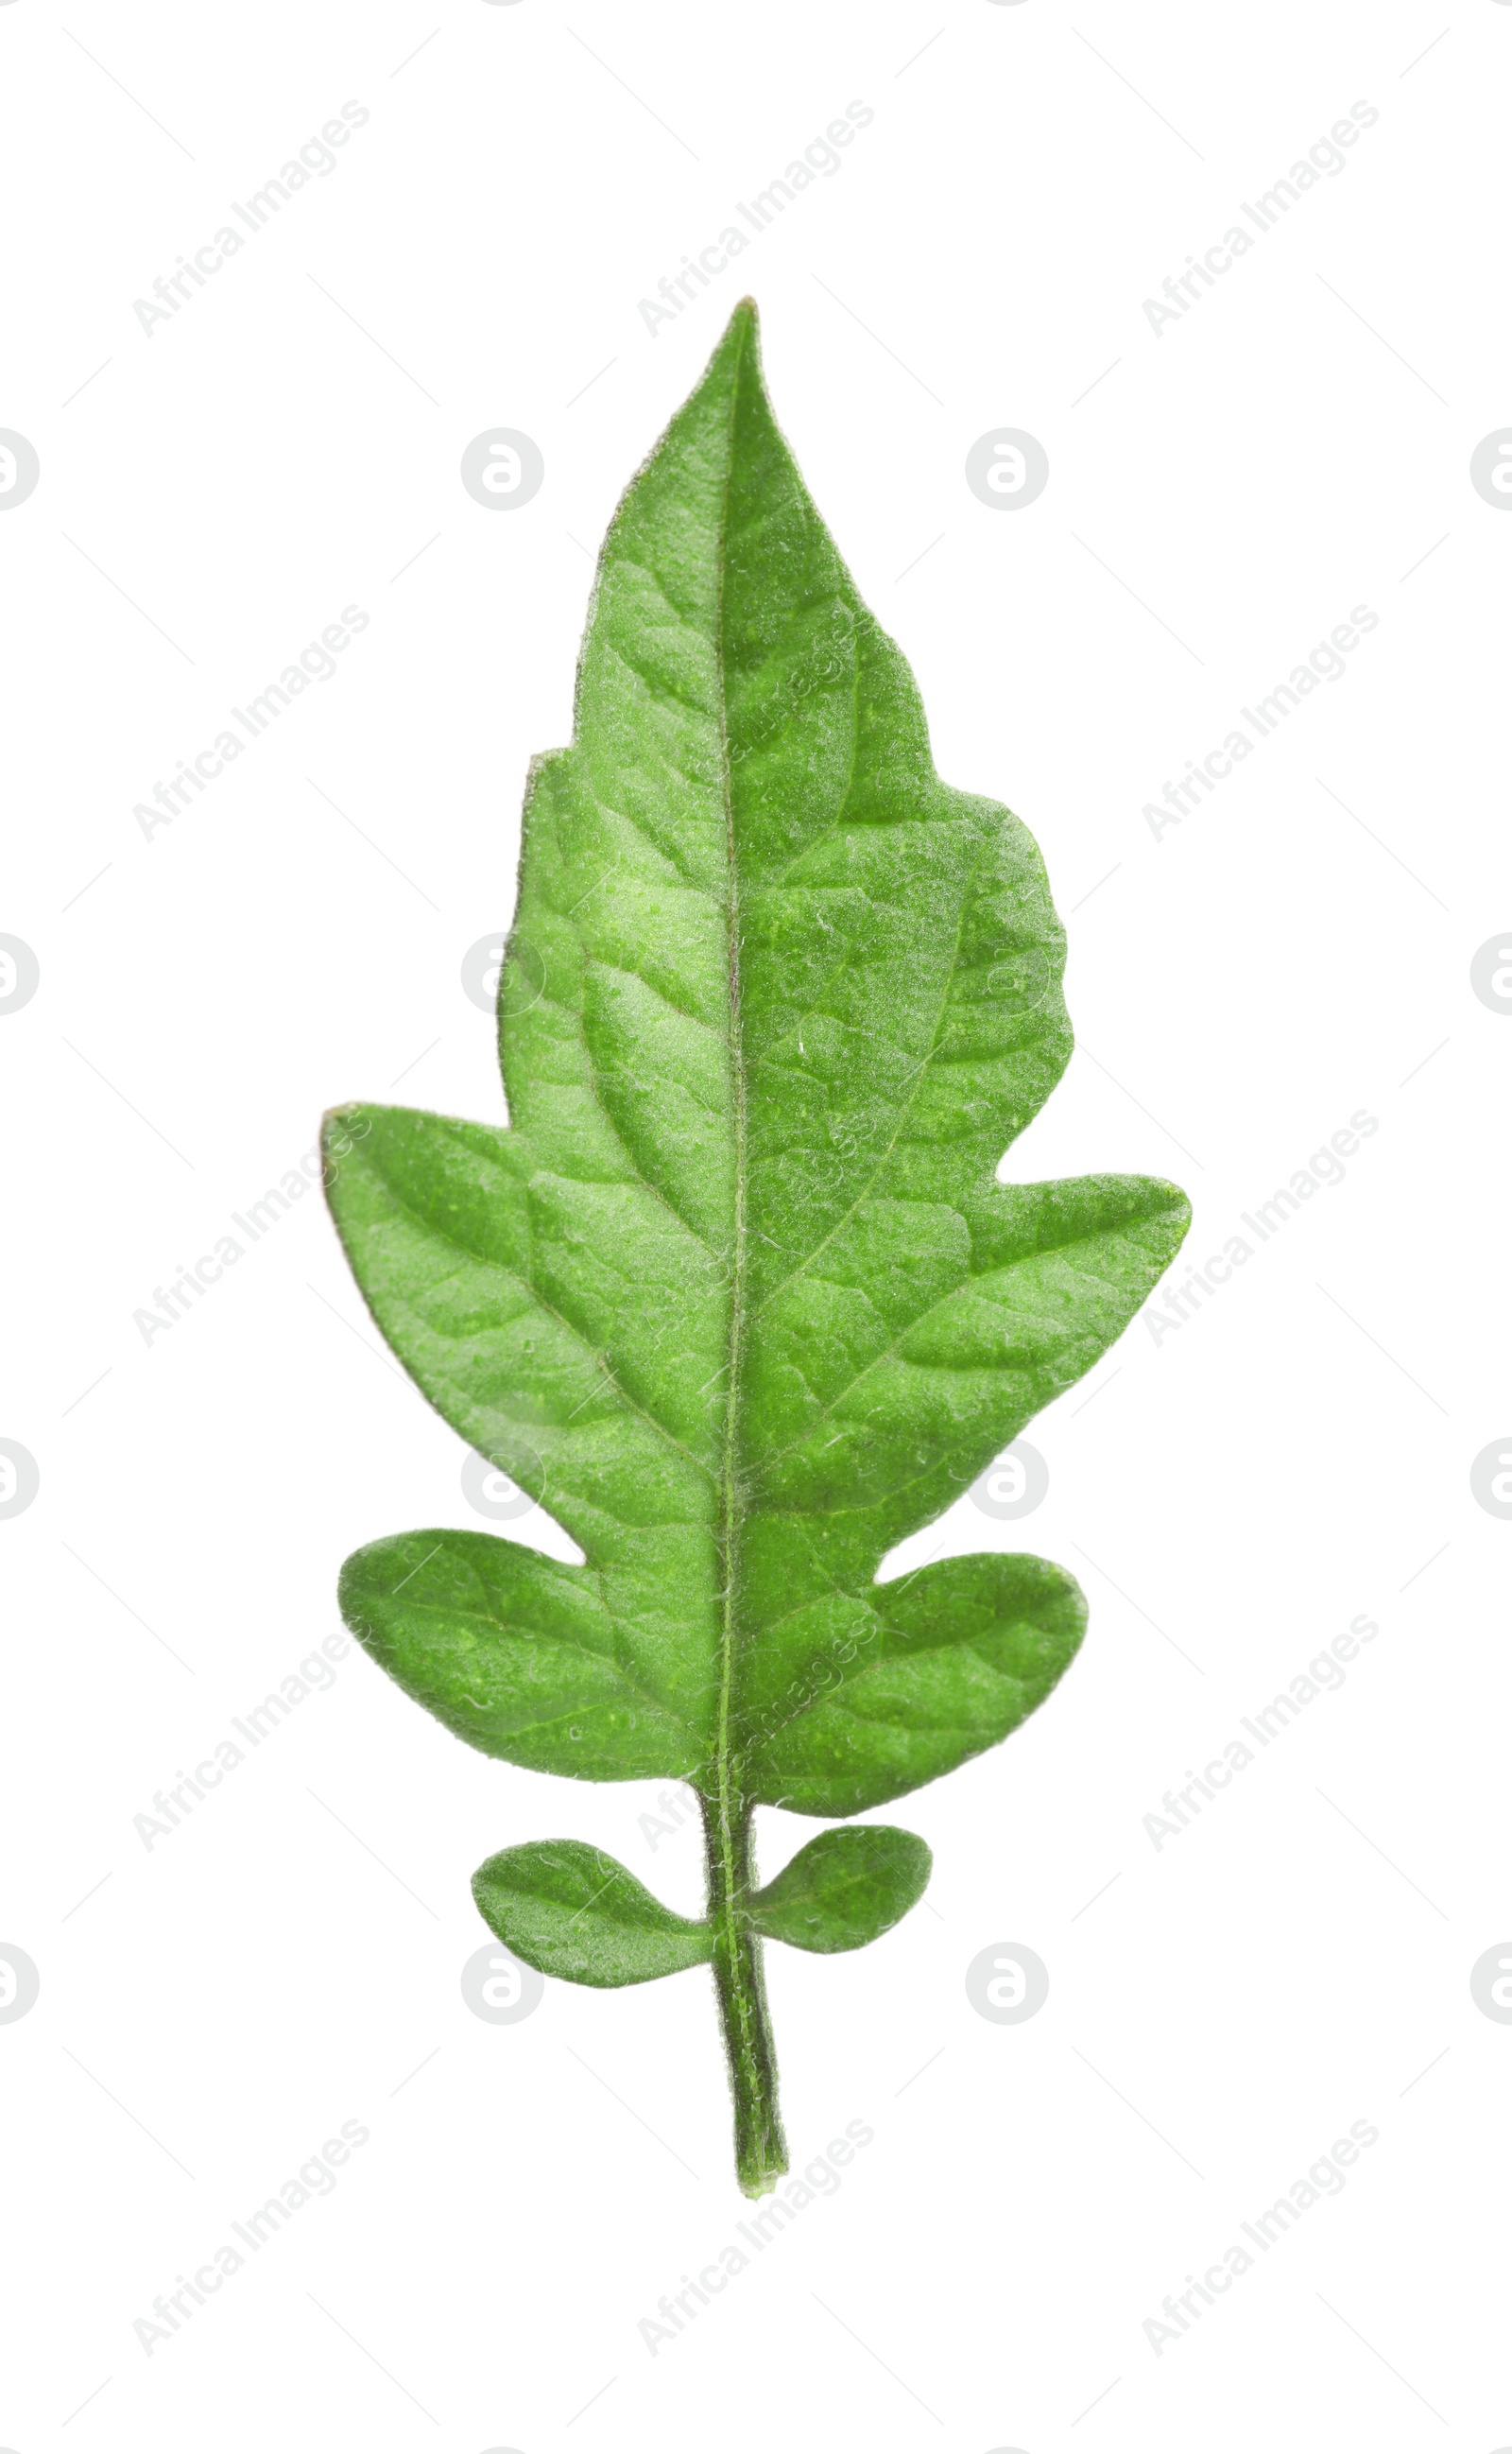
[337,1529,705,1782]
[323,299,1191,2192]
[472,1840,711,1986]
[749,1824,931,1953]
[742,1551,1088,1816]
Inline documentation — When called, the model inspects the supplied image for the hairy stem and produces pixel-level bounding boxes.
[700,1793,786,2196]
[702,319,784,2198]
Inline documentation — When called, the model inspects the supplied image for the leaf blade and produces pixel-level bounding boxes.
[338,1529,709,1782]
[322,308,1189,1816]
[749,1825,932,1952]
[742,1552,1089,1815]
[472,1840,711,1986]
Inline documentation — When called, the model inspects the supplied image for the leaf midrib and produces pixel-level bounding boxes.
[744,833,977,1328]
[712,337,748,1855]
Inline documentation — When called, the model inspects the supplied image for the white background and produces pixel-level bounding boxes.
[3,1,1509,2445]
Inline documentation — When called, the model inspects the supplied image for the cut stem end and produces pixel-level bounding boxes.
[701,1794,788,2194]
